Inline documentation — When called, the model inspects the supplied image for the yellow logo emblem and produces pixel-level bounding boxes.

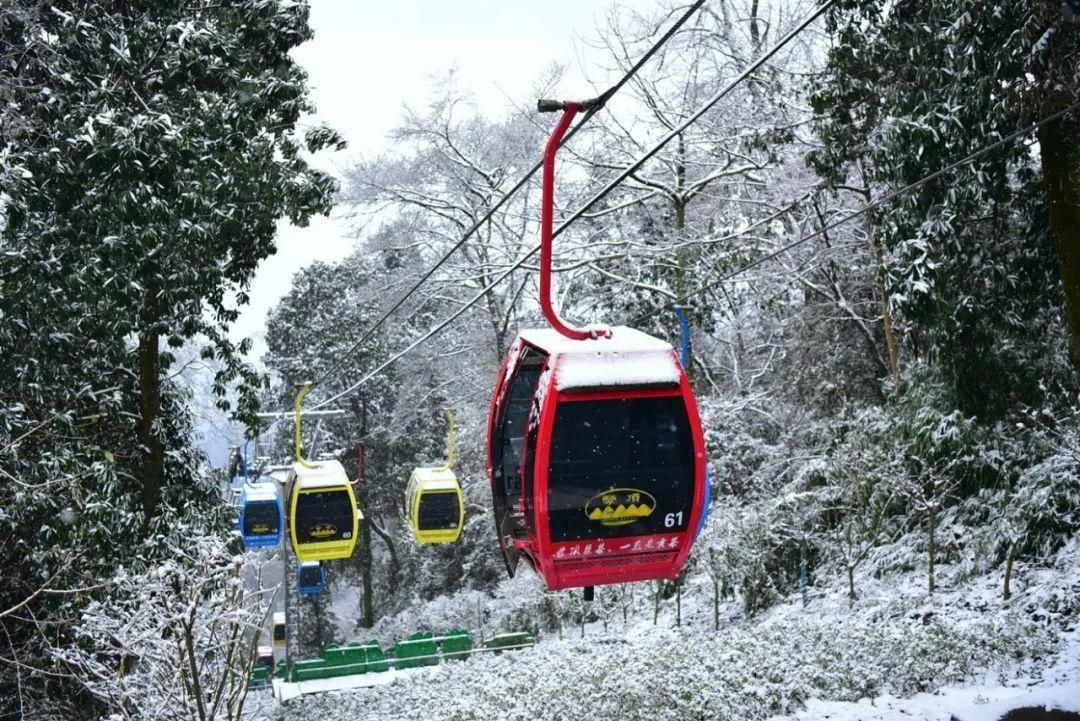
[585,488,655,527]
[252,523,271,534]
[310,523,337,539]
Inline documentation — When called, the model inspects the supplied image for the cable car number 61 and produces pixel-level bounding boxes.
[663,511,683,528]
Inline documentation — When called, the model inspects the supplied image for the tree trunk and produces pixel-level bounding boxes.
[358,404,374,629]
[675,579,682,627]
[1003,541,1017,601]
[1039,110,1080,368]
[652,581,661,625]
[928,502,937,595]
[359,490,374,628]
[713,578,720,631]
[749,0,762,52]
[138,326,164,526]
[673,135,689,307]
[870,238,902,388]
[799,541,809,609]
[369,518,400,594]
[847,564,856,605]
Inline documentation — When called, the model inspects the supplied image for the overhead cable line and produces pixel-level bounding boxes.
[307,0,707,389]
[311,1,834,409]
[315,99,1080,411]
[658,97,1080,315]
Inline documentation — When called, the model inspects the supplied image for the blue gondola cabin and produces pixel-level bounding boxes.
[297,561,326,596]
[239,483,284,549]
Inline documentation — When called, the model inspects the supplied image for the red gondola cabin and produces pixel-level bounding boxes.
[486,98,707,592]
[486,326,706,591]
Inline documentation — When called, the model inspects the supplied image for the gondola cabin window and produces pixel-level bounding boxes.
[547,395,694,543]
[418,491,460,530]
[271,612,286,648]
[495,352,546,501]
[295,490,354,543]
[242,500,281,537]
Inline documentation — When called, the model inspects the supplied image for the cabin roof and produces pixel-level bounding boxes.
[518,326,683,391]
[243,483,279,502]
[410,466,459,490]
[291,459,351,489]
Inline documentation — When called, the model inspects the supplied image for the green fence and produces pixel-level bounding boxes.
[484,632,535,651]
[441,628,472,661]
[250,665,271,686]
[394,632,439,670]
[261,628,532,684]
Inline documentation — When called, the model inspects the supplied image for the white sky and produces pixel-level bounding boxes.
[233,0,639,350]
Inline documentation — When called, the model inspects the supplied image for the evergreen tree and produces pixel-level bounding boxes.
[0,0,338,714]
[809,0,1080,414]
[0,0,339,523]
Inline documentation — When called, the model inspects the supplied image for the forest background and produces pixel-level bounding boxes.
[1,1,1078,719]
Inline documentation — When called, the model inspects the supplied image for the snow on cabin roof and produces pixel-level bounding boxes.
[520,326,671,355]
[291,460,351,488]
[243,483,279,502]
[518,326,683,391]
[411,466,458,489]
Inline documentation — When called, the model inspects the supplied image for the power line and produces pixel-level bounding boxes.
[660,97,1080,314]
[314,99,1079,411]
[308,0,707,389]
[310,1,835,410]
[549,0,834,241]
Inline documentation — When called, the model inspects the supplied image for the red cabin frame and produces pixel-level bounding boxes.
[486,328,706,591]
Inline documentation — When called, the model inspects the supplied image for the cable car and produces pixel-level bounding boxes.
[287,460,361,562]
[485,98,706,593]
[238,483,284,549]
[285,382,362,561]
[297,561,326,596]
[405,410,465,544]
[271,612,286,649]
[254,645,274,670]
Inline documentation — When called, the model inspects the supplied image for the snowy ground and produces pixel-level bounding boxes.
[769,625,1079,721]
[247,538,1079,721]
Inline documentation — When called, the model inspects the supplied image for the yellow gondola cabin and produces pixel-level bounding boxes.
[405,409,465,544]
[406,466,465,544]
[287,460,361,562]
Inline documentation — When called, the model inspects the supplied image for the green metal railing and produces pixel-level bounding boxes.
[253,628,531,686]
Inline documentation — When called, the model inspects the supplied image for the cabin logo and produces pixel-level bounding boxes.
[252,523,272,534]
[585,488,655,527]
[310,523,338,539]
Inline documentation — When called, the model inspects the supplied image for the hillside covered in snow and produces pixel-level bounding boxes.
[2,1,1079,720]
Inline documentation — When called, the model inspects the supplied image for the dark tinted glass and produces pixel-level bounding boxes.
[295,490,353,544]
[498,364,543,496]
[417,492,460,531]
[242,500,280,536]
[273,624,285,642]
[547,395,695,542]
[298,564,323,587]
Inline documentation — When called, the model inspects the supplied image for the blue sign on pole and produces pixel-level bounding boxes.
[674,306,711,541]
